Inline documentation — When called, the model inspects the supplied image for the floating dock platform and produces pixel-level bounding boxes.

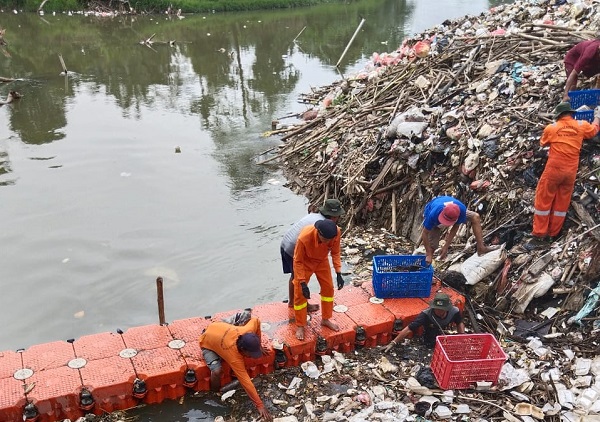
[0,279,463,422]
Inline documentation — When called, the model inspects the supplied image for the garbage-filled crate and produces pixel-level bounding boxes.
[431,333,507,390]
[372,255,433,298]
[569,89,600,122]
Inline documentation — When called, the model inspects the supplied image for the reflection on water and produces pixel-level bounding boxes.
[0,0,504,374]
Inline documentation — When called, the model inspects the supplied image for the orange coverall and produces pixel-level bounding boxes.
[533,115,599,237]
[293,224,341,326]
[198,318,264,410]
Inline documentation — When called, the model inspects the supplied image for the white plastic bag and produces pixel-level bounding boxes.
[460,245,506,285]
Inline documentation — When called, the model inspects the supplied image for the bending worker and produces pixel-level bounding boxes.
[199,317,272,421]
[384,292,465,351]
[531,102,600,244]
[563,38,600,101]
[280,199,345,313]
[422,195,496,265]
[293,219,344,340]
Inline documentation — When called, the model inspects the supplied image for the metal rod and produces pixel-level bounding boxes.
[156,276,165,325]
[335,18,366,68]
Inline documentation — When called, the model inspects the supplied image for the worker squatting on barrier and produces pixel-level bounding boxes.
[199,318,273,421]
[293,219,345,340]
[563,38,600,101]
[531,102,600,244]
[280,199,345,314]
[384,292,465,352]
[421,196,497,265]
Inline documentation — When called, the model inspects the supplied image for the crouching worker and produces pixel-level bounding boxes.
[384,292,465,352]
[199,318,273,421]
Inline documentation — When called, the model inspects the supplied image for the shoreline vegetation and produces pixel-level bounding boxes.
[1,0,349,14]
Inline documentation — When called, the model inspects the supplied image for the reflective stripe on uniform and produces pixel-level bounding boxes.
[294,302,307,310]
[321,296,334,302]
[553,211,567,217]
[534,208,550,216]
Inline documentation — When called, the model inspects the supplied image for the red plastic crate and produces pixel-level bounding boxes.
[430,334,506,390]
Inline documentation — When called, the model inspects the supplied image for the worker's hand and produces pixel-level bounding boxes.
[260,346,270,356]
[439,246,449,260]
[383,340,397,353]
[300,282,311,299]
[563,93,570,102]
[425,253,433,266]
[257,406,273,421]
[594,106,600,120]
[336,273,345,290]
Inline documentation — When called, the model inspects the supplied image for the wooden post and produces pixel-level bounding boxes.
[391,191,396,234]
[156,277,165,325]
[336,18,365,68]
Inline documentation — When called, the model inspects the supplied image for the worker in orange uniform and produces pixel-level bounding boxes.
[199,318,272,421]
[293,219,345,340]
[563,38,600,101]
[531,102,600,245]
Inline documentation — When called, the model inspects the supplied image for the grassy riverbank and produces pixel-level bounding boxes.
[4,0,347,13]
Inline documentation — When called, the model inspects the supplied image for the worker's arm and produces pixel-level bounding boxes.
[422,228,434,265]
[439,224,460,259]
[228,357,265,410]
[293,239,309,283]
[330,228,342,273]
[563,70,579,100]
[457,321,466,334]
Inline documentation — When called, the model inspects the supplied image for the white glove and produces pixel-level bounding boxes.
[594,106,600,120]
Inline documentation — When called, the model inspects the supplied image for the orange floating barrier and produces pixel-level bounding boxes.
[0,281,465,422]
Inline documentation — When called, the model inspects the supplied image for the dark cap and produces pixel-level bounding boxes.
[319,199,345,217]
[430,292,452,311]
[315,219,338,239]
[554,101,575,120]
[238,333,262,358]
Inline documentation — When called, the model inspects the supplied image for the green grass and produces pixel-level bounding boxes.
[5,0,348,13]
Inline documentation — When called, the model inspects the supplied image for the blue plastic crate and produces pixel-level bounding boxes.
[568,89,600,109]
[372,255,433,298]
[574,110,594,122]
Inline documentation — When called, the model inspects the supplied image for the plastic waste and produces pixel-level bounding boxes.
[461,244,506,285]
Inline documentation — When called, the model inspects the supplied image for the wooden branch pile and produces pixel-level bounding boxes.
[274,0,600,245]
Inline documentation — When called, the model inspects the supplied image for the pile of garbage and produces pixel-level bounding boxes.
[272,0,600,336]
[236,0,600,420]
[221,333,600,422]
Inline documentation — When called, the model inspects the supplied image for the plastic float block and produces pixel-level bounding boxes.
[360,280,377,297]
[27,365,82,421]
[0,376,24,421]
[169,317,211,343]
[21,341,75,371]
[381,297,428,322]
[344,302,396,347]
[210,309,244,322]
[80,355,138,412]
[132,347,187,404]
[0,350,23,379]
[121,324,173,350]
[334,285,371,306]
[266,320,316,367]
[418,276,443,301]
[244,347,275,378]
[73,332,125,362]
[308,311,357,353]
[251,302,294,337]
[168,317,211,362]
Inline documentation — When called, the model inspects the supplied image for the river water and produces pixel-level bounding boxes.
[0,0,507,419]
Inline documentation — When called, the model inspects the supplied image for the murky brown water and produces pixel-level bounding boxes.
[0,0,508,418]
